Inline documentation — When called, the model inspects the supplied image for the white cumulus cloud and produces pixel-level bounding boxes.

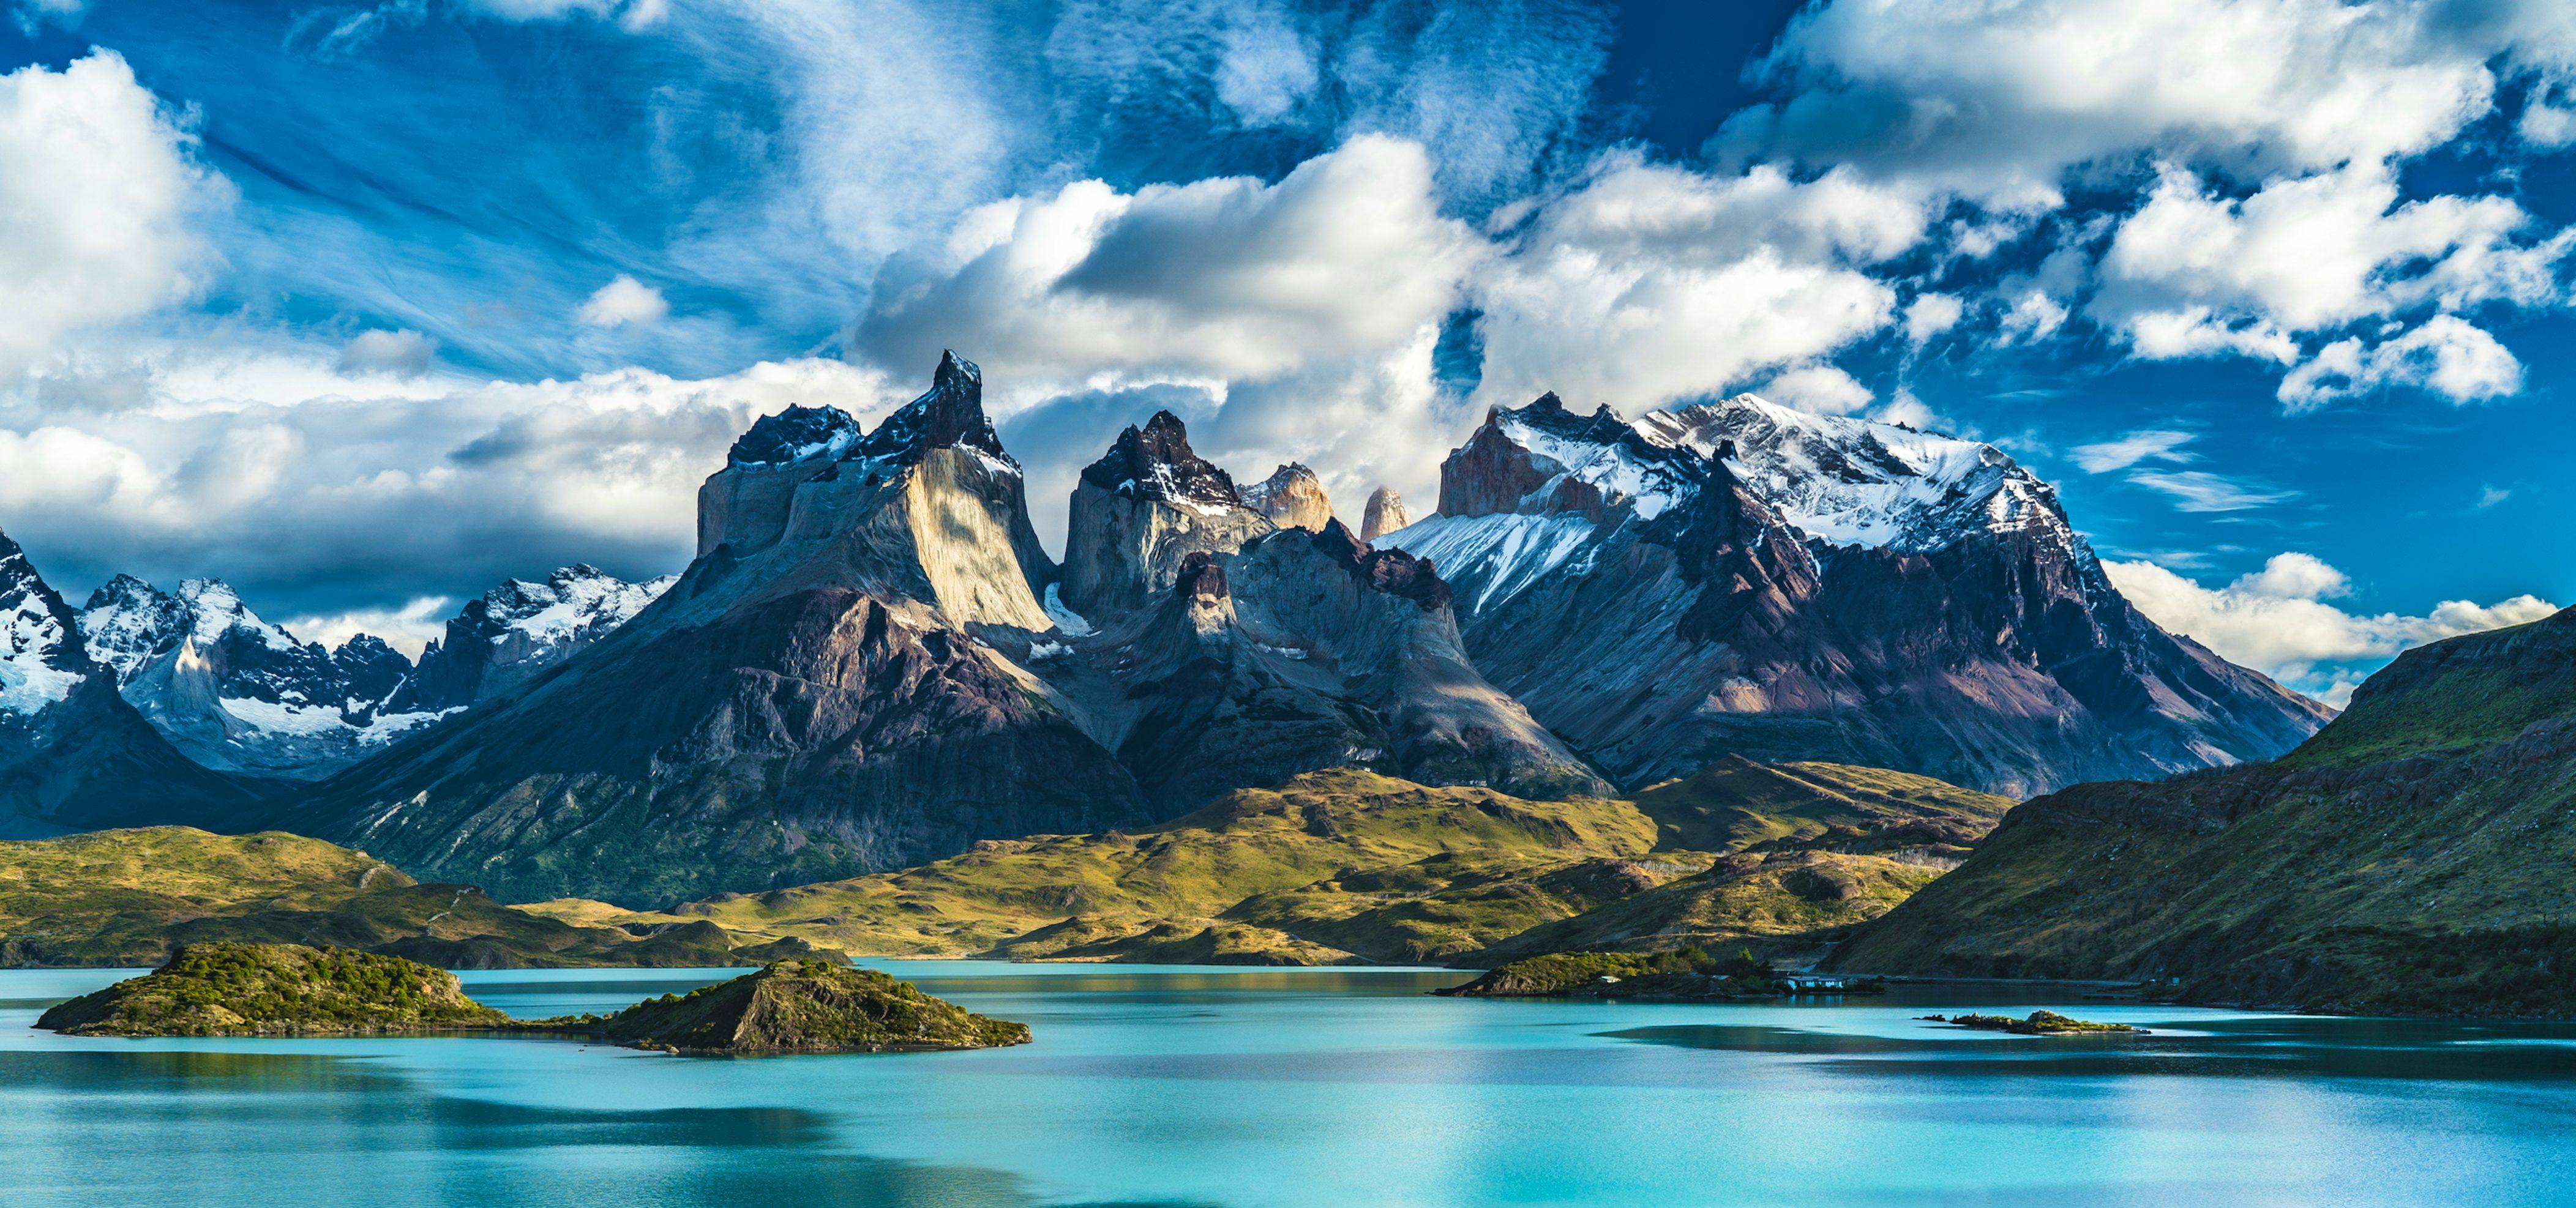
[2109,552,2559,705]
[575,275,671,328]
[0,53,230,378]
[1471,156,1924,411]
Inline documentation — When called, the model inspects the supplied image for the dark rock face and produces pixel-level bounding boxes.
[291,352,1150,907]
[0,534,261,837]
[1387,393,2329,797]
[1830,606,2576,1016]
[1240,463,1333,531]
[1044,514,1609,810]
[1060,409,1275,617]
[725,404,860,468]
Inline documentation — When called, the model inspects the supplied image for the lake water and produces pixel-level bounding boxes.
[5,962,2575,1206]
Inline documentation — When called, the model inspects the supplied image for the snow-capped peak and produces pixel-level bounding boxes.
[1491,392,1702,523]
[469,564,677,649]
[1,537,84,716]
[1638,394,2075,556]
[728,405,860,468]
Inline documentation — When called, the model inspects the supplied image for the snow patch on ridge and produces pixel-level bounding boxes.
[1639,394,2072,555]
[1379,513,1594,616]
[1500,414,1691,521]
[1,591,79,715]
[1044,583,1095,636]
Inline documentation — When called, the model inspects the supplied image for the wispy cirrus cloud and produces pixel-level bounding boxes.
[2070,428,2195,474]
[2128,470,2296,513]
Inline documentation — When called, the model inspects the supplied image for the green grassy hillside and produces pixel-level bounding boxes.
[1833,606,2576,1016]
[534,761,2005,965]
[1630,756,2010,854]
[0,828,833,968]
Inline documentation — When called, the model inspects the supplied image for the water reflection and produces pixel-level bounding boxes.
[0,1043,1049,1207]
[1607,1013,2576,1080]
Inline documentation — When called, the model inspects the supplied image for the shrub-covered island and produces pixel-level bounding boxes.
[35,942,509,1036]
[35,944,1033,1056]
[1922,1010,2140,1035]
[1438,947,1881,1000]
[590,958,1032,1054]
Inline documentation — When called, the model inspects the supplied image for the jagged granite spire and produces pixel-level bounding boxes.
[1360,488,1410,542]
[1061,409,1273,616]
[854,349,1011,467]
[1079,411,1241,507]
[1240,463,1332,531]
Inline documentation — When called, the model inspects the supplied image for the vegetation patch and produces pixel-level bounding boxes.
[1925,1010,2139,1035]
[582,959,1030,1055]
[34,942,509,1036]
[0,827,842,969]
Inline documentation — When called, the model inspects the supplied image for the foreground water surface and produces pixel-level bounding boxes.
[4,962,2574,1206]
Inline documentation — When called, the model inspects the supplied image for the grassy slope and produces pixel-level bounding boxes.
[1834,607,2576,1015]
[0,827,828,968]
[530,769,1660,963]
[1473,852,1948,964]
[1629,756,2011,854]
[531,761,2004,965]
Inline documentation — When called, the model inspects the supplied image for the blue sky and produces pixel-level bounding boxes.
[2,0,2570,703]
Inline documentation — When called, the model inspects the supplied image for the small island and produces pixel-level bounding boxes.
[36,942,511,1037]
[586,958,1033,1054]
[35,943,1032,1056]
[1921,1010,2143,1035]
[1440,947,1883,1000]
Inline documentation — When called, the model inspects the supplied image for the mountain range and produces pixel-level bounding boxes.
[0,351,2328,907]
[1381,392,2330,796]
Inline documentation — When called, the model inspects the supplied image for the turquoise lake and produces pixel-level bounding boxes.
[6,962,2576,1206]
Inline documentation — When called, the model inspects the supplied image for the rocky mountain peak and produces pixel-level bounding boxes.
[1,531,259,833]
[67,570,452,780]
[1360,487,1410,542]
[1440,392,1705,525]
[1062,409,1273,616]
[728,405,859,468]
[2,531,90,717]
[409,565,676,711]
[1309,519,1452,613]
[1240,463,1333,531]
[852,349,1011,469]
[1638,393,2071,557]
[1080,410,1242,511]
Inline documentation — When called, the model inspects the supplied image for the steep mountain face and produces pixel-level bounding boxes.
[1036,518,1609,809]
[406,565,676,709]
[1004,406,1610,810]
[1360,487,1409,542]
[291,353,1156,906]
[1240,463,1333,531]
[76,577,449,780]
[1383,392,2328,796]
[1831,606,2576,1016]
[0,533,261,837]
[1059,411,1275,615]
